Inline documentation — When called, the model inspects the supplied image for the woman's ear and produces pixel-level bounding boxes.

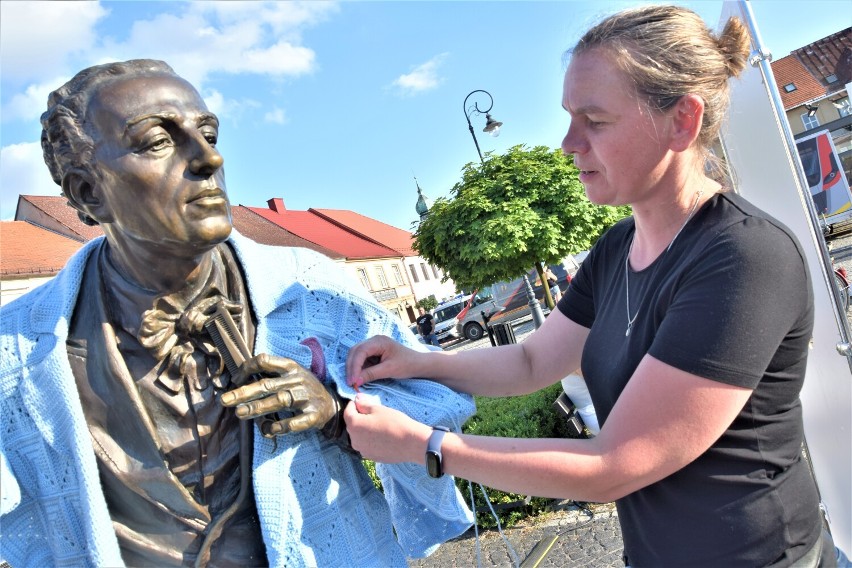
[669,94,705,152]
[62,168,114,224]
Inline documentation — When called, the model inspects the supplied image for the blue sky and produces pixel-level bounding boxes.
[1,1,849,232]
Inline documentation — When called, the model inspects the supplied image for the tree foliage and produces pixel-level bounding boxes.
[414,144,630,292]
[416,295,438,311]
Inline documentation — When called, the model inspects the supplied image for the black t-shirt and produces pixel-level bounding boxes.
[416,313,434,336]
[558,192,821,566]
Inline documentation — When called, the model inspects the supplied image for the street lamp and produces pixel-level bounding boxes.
[462,90,546,329]
[463,90,503,163]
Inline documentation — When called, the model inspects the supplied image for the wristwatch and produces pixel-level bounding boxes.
[426,425,450,478]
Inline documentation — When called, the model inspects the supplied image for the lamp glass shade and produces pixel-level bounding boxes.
[483,114,503,137]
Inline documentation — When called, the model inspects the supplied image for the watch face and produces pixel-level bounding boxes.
[426,451,442,478]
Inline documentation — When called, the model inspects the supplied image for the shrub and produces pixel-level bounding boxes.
[461,382,573,528]
[361,381,574,529]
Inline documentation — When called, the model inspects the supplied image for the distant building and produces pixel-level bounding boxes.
[15,194,105,242]
[230,205,344,261]
[310,207,458,307]
[770,27,851,179]
[0,221,85,305]
[248,198,421,323]
[7,194,444,323]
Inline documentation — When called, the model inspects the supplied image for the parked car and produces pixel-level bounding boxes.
[434,292,502,342]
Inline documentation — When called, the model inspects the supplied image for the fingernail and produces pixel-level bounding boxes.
[235,405,248,418]
[221,392,234,405]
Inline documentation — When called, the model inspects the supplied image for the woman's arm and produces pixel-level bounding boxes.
[346,310,589,397]
[345,353,751,503]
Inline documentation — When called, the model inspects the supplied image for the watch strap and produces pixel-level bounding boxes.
[426,425,450,478]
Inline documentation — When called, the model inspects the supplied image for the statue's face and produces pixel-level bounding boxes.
[87,73,231,256]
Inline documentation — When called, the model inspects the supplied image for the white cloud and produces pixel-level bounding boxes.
[192,1,338,37]
[100,2,328,88]
[0,142,60,220]
[203,90,262,124]
[1,77,68,124]
[391,53,449,96]
[264,108,288,125]
[0,1,108,85]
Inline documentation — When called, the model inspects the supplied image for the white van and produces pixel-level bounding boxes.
[434,292,502,342]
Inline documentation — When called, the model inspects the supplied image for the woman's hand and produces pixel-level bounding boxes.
[343,393,431,464]
[345,335,422,390]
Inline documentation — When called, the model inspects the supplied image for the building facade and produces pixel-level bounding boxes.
[248,198,420,323]
[770,27,852,183]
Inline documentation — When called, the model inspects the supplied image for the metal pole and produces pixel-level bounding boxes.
[737,0,851,352]
[467,117,485,163]
[522,271,547,329]
[463,90,491,165]
[463,89,545,329]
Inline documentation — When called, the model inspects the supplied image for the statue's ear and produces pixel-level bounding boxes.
[62,168,113,224]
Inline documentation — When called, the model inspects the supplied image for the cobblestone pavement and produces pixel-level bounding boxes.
[410,316,625,567]
[410,502,623,568]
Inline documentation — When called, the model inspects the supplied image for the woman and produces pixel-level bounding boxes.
[345,6,830,566]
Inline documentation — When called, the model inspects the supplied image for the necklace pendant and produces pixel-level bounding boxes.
[625,324,631,337]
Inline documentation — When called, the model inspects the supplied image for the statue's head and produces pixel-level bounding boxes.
[40,59,231,254]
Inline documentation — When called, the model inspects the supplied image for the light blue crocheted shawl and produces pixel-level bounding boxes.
[0,232,475,567]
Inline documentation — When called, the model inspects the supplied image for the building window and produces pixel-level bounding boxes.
[357,268,371,290]
[802,112,820,130]
[826,74,838,84]
[375,267,389,289]
[783,83,797,93]
[408,264,419,283]
[432,265,440,279]
[392,264,405,285]
[835,97,851,118]
[420,263,430,281]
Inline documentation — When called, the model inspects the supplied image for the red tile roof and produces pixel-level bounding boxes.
[771,27,852,110]
[1,221,86,276]
[15,195,105,242]
[310,208,418,256]
[772,55,828,109]
[231,206,343,259]
[247,200,402,260]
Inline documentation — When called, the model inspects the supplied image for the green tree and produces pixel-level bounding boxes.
[416,295,438,311]
[415,145,630,308]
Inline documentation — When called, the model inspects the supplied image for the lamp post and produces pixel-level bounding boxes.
[463,89,502,163]
[462,90,545,329]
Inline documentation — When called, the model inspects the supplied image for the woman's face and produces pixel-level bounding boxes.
[561,48,675,207]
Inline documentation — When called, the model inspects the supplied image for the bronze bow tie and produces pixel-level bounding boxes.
[138,295,244,394]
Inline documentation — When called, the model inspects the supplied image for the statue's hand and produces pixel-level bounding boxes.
[220,353,337,437]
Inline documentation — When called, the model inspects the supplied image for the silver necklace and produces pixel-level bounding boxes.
[624,190,703,337]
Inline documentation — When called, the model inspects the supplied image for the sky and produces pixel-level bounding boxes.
[1,1,850,232]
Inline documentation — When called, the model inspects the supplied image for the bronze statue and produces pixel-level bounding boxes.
[0,59,474,567]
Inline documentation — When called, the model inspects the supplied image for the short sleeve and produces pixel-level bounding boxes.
[649,217,812,388]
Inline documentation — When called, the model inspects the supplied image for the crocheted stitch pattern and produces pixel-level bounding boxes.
[0,235,475,567]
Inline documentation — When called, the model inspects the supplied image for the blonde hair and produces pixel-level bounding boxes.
[570,5,750,167]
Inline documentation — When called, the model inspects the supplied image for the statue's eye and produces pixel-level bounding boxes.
[142,135,173,153]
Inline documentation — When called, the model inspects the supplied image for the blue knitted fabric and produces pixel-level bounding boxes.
[0,232,475,567]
